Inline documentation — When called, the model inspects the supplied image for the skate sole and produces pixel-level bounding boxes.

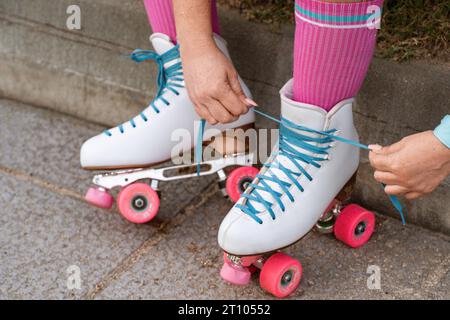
[223,172,358,257]
[82,123,255,171]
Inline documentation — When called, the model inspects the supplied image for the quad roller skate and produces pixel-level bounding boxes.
[81,32,256,222]
[218,79,378,298]
[220,174,375,298]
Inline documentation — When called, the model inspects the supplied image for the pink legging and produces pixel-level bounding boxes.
[143,0,220,43]
[143,0,383,111]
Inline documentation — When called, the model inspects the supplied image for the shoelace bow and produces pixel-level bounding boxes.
[195,109,406,225]
[104,46,184,136]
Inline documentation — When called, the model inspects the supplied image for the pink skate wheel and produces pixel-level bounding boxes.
[220,262,252,286]
[85,187,114,209]
[260,253,302,298]
[226,166,259,202]
[117,183,160,224]
[334,204,375,248]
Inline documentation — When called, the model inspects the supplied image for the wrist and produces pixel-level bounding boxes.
[178,33,216,51]
[179,36,219,61]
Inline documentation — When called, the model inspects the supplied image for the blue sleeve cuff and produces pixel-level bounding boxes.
[433,115,450,149]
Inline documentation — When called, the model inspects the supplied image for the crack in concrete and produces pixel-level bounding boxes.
[0,166,85,202]
[83,182,219,300]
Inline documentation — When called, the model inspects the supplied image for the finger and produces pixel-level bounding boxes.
[369,151,392,171]
[196,104,217,125]
[405,192,423,200]
[227,71,258,108]
[373,171,399,184]
[204,97,237,124]
[219,84,249,117]
[384,184,409,195]
[227,72,246,101]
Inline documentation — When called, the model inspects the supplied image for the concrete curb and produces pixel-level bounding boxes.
[0,0,449,234]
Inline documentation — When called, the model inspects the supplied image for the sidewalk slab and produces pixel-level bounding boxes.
[0,99,215,299]
[0,172,152,299]
[96,194,450,300]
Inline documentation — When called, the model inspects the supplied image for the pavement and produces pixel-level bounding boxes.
[0,99,449,300]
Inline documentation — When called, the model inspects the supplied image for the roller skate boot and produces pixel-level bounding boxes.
[82,32,257,223]
[218,79,376,298]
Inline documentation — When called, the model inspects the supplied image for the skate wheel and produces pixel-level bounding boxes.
[117,183,160,224]
[334,204,375,248]
[220,261,252,286]
[226,166,259,202]
[260,253,302,298]
[85,187,114,209]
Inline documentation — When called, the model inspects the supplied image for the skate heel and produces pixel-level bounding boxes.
[200,123,259,201]
[173,123,255,171]
[315,172,357,233]
[202,123,255,160]
[315,172,376,248]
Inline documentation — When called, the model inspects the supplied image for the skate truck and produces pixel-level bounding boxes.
[85,152,259,224]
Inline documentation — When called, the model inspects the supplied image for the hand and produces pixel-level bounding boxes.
[369,131,450,200]
[180,39,255,124]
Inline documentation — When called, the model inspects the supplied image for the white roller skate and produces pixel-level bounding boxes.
[82,32,257,223]
[218,79,378,298]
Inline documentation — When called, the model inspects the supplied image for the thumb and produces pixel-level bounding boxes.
[368,144,383,154]
[368,144,392,155]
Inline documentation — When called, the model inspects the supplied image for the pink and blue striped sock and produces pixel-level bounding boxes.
[143,0,220,43]
[293,0,383,111]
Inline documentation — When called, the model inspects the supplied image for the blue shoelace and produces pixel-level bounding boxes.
[104,46,184,136]
[196,109,406,225]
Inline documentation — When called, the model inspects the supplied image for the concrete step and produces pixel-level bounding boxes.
[0,0,449,235]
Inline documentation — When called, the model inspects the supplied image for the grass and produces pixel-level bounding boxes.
[218,0,450,62]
